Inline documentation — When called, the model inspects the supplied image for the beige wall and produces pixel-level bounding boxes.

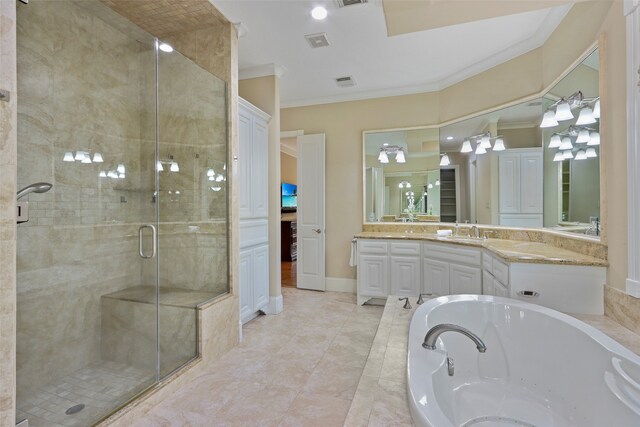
[239,76,282,300]
[281,1,621,284]
[281,152,297,185]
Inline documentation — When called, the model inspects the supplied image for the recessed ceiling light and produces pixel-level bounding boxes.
[446,136,453,140]
[159,43,173,53]
[311,6,328,20]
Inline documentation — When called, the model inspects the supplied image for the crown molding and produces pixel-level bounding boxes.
[239,63,287,80]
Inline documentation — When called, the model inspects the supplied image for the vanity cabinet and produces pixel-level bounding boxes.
[422,242,482,296]
[498,149,543,227]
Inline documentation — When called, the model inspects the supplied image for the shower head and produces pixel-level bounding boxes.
[17,182,52,200]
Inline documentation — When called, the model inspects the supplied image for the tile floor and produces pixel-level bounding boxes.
[132,288,385,426]
[17,361,154,427]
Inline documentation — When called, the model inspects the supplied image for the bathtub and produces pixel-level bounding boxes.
[408,295,640,427]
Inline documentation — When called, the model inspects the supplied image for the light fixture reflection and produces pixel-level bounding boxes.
[63,152,75,162]
[475,144,487,155]
[378,150,389,164]
[586,147,598,158]
[81,156,92,164]
[593,99,601,119]
[576,129,590,144]
[493,138,505,151]
[435,180,440,186]
[575,149,588,160]
[587,132,600,146]
[559,137,573,151]
[548,134,562,149]
[461,140,472,153]
[563,150,574,159]
[157,161,164,172]
[440,154,450,166]
[99,171,107,178]
[480,135,491,149]
[553,152,565,162]
[75,151,85,161]
[93,153,104,163]
[396,149,406,163]
[555,101,574,121]
[428,183,433,189]
[170,162,179,172]
[576,106,596,125]
[540,110,559,128]
[117,164,125,174]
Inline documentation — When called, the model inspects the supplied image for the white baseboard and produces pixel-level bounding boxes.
[325,277,356,294]
[266,294,283,314]
[627,278,640,298]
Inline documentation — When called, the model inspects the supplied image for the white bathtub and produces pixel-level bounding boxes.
[408,295,640,427]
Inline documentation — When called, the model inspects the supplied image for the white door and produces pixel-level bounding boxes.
[239,248,253,322]
[423,258,450,295]
[297,134,326,291]
[450,264,482,295]
[390,256,420,296]
[358,255,389,297]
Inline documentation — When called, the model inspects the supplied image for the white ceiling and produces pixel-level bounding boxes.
[213,0,572,108]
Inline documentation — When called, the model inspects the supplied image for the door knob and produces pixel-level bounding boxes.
[312,228,322,234]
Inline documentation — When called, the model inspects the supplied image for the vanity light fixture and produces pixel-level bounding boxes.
[378,145,406,164]
[74,151,86,162]
[480,135,492,149]
[586,147,598,158]
[398,181,411,189]
[461,140,473,153]
[311,6,328,20]
[92,153,104,163]
[576,129,590,143]
[575,149,588,160]
[493,138,506,151]
[576,106,596,125]
[554,100,574,122]
[378,149,389,163]
[459,132,504,154]
[540,110,559,128]
[63,152,75,162]
[553,152,565,162]
[395,149,406,163]
[559,137,573,151]
[587,131,600,146]
[475,144,487,155]
[440,153,450,166]
[593,99,601,119]
[548,134,562,149]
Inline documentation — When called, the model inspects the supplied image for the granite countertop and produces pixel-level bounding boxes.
[354,231,607,267]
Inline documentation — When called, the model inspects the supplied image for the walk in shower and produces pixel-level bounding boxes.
[16,0,229,425]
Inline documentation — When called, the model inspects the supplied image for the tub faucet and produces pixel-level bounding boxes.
[398,297,412,309]
[422,324,487,352]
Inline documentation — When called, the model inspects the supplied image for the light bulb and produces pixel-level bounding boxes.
[586,147,598,158]
[576,106,596,125]
[440,154,450,166]
[540,110,559,128]
[170,162,179,172]
[378,150,389,164]
[480,135,492,149]
[461,140,472,153]
[157,161,164,172]
[576,129,590,144]
[493,138,505,151]
[555,101,574,121]
[159,43,173,53]
[563,150,574,159]
[311,6,328,20]
[63,152,75,162]
[548,134,562,149]
[587,132,600,146]
[92,152,104,163]
[553,152,565,162]
[559,137,573,151]
[117,164,125,174]
[475,144,487,155]
[395,149,406,163]
[593,99,600,119]
[575,149,588,160]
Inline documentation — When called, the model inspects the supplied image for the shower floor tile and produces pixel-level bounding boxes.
[17,361,154,427]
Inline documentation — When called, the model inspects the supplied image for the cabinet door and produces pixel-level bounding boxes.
[482,270,495,296]
[390,256,420,296]
[251,118,269,218]
[238,110,253,219]
[252,244,269,311]
[520,152,543,213]
[239,248,253,322]
[358,255,389,297]
[499,153,521,214]
[450,263,482,295]
[423,258,450,296]
[494,279,509,297]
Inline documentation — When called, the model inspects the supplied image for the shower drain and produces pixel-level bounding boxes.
[65,404,85,415]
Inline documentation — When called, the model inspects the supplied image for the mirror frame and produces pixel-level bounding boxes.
[362,40,606,242]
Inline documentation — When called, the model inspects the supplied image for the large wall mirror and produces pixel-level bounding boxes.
[363,48,601,239]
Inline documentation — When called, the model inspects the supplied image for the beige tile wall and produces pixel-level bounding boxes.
[0,0,17,424]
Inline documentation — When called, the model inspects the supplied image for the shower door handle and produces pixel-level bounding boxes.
[139,224,157,259]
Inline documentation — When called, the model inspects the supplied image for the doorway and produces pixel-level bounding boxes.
[280,135,298,288]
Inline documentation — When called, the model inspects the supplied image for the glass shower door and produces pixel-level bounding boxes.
[15,1,160,425]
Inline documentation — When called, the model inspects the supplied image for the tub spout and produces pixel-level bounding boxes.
[422,323,487,352]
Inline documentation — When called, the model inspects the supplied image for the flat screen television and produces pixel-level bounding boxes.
[281,182,297,212]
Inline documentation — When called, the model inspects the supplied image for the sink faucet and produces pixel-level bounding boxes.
[422,324,487,352]
[469,225,479,239]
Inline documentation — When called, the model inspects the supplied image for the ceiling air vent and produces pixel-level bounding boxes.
[305,33,330,48]
[335,76,356,88]
[336,0,368,7]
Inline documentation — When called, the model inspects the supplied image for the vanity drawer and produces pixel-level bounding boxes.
[359,240,388,254]
[423,242,481,266]
[482,251,493,274]
[390,241,421,256]
[492,258,509,285]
